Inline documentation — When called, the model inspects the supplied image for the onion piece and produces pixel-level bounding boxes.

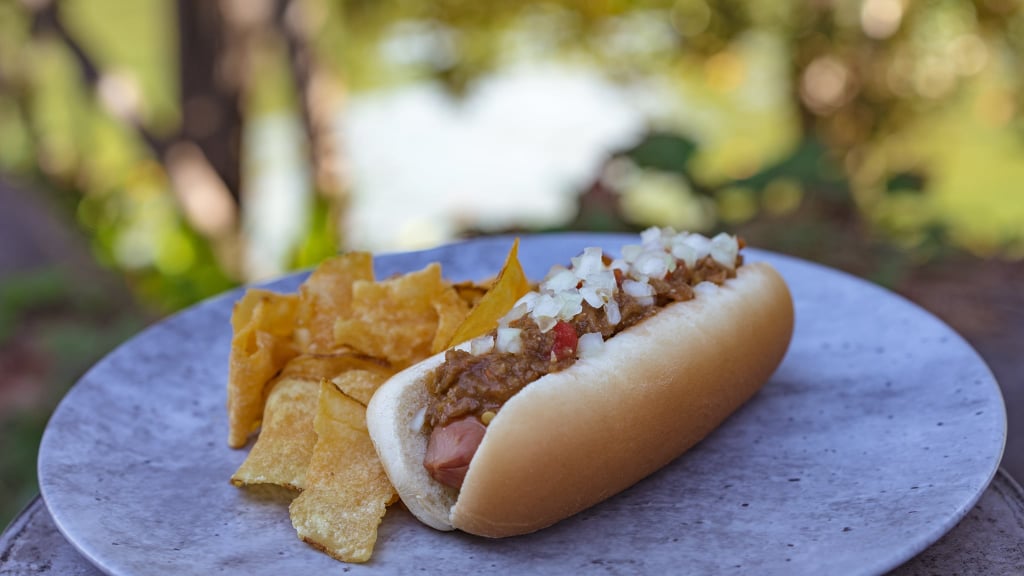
[495,328,523,353]
[604,299,621,325]
[542,266,577,292]
[670,239,698,269]
[557,291,584,321]
[635,251,675,278]
[535,316,558,333]
[622,279,654,299]
[577,332,604,358]
[710,233,738,269]
[571,247,605,278]
[409,406,427,432]
[579,285,604,308]
[470,335,495,356]
[499,301,529,326]
[640,227,663,247]
[532,293,562,321]
[584,269,617,294]
[682,233,712,261]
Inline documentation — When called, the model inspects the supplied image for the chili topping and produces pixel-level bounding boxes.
[424,227,745,430]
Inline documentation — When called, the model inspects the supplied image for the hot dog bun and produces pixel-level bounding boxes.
[366,260,794,537]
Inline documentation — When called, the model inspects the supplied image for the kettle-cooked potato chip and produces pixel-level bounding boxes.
[333,263,468,369]
[452,280,491,309]
[296,253,375,354]
[277,352,394,384]
[230,377,319,490]
[231,353,395,489]
[288,381,396,563]
[227,290,300,448]
[430,286,473,354]
[331,369,390,407]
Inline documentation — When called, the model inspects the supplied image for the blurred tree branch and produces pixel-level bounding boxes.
[277,0,346,200]
[178,0,243,202]
[26,0,248,204]
[30,0,173,162]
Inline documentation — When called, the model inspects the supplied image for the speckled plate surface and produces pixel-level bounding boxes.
[37,234,1006,576]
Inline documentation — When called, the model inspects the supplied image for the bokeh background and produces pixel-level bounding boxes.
[1,0,1022,529]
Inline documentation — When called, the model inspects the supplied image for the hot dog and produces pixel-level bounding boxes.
[366,228,794,537]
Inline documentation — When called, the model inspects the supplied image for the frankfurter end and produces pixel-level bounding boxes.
[366,230,794,538]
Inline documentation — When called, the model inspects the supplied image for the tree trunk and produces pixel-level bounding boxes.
[177,0,243,202]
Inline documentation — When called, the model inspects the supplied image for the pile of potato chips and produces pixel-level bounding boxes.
[226,243,529,563]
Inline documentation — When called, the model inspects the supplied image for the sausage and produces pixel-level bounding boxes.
[423,417,486,489]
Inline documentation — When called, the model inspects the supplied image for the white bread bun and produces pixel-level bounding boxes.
[366,261,794,537]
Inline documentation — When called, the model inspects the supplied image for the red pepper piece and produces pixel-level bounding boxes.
[551,320,578,362]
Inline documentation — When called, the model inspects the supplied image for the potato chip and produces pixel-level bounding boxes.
[289,381,396,563]
[296,253,375,354]
[333,263,466,369]
[444,238,532,349]
[227,289,300,448]
[430,286,471,354]
[331,369,390,406]
[452,280,491,308]
[278,352,394,384]
[231,353,393,488]
[230,377,319,490]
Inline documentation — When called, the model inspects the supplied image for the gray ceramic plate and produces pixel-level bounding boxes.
[38,234,1006,576]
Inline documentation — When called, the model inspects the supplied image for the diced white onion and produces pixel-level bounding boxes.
[532,293,562,320]
[409,406,427,432]
[499,302,528,327]
[557,292,584,320]
[470,335,494,356]
[710,233,738,269]
[571,247,605,278]
[535,316,558,333]
[640,226,663,247]
[604,299,621,325]
[496,328,523,353]
[514,228,741,341]
[579,285,604,308]
[622,279,654,299]
[585,269,617,294]
[518,291,540,310]
[635,251,675,278]
[577,332,604,358]
[682,233,712,260]
[670,239,698,269]
[542,266,577,292]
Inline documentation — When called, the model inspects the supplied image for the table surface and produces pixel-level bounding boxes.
[2,469,1022,575]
